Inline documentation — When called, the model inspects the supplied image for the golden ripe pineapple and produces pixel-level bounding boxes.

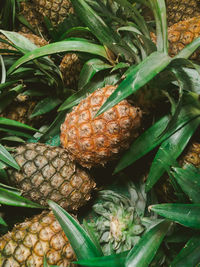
[0,211,76,266]
[60,85,142,168]
[150,16,200,60]
[166,0,200,26]
[7,143,96,211]
[60,53,82,89]
[32,0,74,26]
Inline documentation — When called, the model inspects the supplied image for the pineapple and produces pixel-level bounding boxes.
[32,0,74,26]
[150,16,200,60]
[60,53,82,89]
[0,95,44,127]
[18,1,46,35]
[180,142,200,167]
[7,143,96,211]
[85,181,146,255]
[60,85,142,168]
[0,211,76,266]
[166,0,200,26]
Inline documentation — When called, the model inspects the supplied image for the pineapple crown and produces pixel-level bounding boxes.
[87,180,147,255]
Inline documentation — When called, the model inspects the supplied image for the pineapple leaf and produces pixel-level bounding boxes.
[29,97,62,118]
[0,117,39,132]
[70,0,134,60]
[78,58,112,90]
[0,55,6,83]
[149,0,168,54]
[7,39,108,75]
[114,115,170,174]
[0,216,7,227]
[171,165,200,203]
[115,94,200,174]
[0,30,38,53]
[48,200,103,260]
[39,111,66,143]
[149,204,200,230]
[0,144,19,170]
[170,235,200,267]
[95,51,171,117]
[174,37,200,60]
[74,251,128,267]
[0,186,45,208]
[58,72,120,111]
[125,220,172,267]
[145,116,200,192]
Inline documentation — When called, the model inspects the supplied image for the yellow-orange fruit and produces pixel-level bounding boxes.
[0,211,76,266]
[60,85,142,168]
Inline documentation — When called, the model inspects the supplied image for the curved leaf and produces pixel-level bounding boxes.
[70,0,133,60]
[0,217,7,227]
[172,166,200,203]
[0,186,44,208]
[114,115,170,174]
[48,200,103,260]
[170,235,200,267]
[96,52,171,117]
[8,39,108,74]
[78,58,112,90]
[30,97,62,118]
[125,220,172,267]
[75,251,128,267]
[145,116,200,191]
[0,144,19,170]
[174,37,200,60]
[149,204,200,229]
[0,117,38,132]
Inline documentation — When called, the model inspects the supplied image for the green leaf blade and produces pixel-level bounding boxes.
[125,220,172,267]
[150,204,200,229]
[48,200,103,260]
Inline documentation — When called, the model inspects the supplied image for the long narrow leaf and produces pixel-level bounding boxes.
[70,0,134,60]
[125,220,172,267]
[78,58,112,90]
[145,116,200,191]
[0,217,7,226]
[0,144,19,170]
[95,51,171,117]
[48,200,103,260]
[172,166,200,203]
[8,39,108,74]
[114,115,170,174]
[75,251,128,267]
[170,235,200,267]
[0,187,44,208]
[149,204,200,229]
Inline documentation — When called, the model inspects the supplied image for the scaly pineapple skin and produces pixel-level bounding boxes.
[151,16,200,60]
[180,142,200,167]
[166,0,200,26]
[60,85,142,168]
[60,53,82,89]
[18,1,46,35]
[7,143,96,211]
[0,211,76,267]
[32,0,74,26]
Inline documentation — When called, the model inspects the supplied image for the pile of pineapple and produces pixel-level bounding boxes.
[0,0,200,266]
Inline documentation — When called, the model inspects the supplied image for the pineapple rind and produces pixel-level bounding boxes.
[0,211,76,267]
[166,0,200,26]
[7,143,96,211]
[32,0,74,26]
[60,85,142,168]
